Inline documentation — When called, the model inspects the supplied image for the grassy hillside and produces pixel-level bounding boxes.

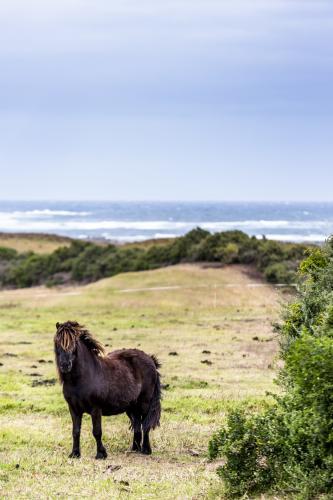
[0,264,281,498]
[0,233,72,254]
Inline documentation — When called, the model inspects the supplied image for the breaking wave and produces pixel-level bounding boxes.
[0,214,332,233]
[7,209,91,217]
[0,201,332,243]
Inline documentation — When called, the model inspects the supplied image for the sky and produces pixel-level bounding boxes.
[0,0,332,201]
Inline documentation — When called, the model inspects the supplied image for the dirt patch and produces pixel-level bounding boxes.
[31,378,57,387]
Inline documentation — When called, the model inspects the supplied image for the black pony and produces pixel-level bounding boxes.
[54,321,161,458]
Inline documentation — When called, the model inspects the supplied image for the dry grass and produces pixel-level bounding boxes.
[0,264,284,498]
[0,233,71,254]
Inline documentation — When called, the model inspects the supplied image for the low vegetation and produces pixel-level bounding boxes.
[209,239,333,498]
[0,228,309,288]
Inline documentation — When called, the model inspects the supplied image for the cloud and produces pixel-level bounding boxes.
[0,0,331,122]
[0,0,331,55]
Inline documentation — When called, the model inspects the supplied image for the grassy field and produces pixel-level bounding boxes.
[0,233,72,254]
[0,263,283,499]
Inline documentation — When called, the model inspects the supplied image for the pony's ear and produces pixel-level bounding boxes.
[56,322,60,329]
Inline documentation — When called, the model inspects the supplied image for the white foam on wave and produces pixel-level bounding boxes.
[0,209,91,218]
[0,218,189,231]
[101,234,149,242]
[154,233,178,239]
[0,215,331,232]
[256,234,328,243]
[101,232,178,242]
[200,220,333,230]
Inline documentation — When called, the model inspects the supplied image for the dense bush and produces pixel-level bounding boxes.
[209,405,288,497]
[0,247,18,261]
[0,229,309,289]
[208,239,333,498]
[264,262,295,284]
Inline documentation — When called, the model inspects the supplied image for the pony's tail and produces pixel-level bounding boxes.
[142,370,161,432]
[150,354,161,370]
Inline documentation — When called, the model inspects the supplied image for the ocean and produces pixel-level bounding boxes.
[0,201,332,243]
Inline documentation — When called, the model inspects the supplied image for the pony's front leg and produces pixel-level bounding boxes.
[69,407,82,458]
[91,408,107,459]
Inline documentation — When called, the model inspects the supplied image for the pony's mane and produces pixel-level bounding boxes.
[54,321,105,356]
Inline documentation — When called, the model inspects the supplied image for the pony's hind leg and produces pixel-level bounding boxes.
[91,408,107,459]
[141,429,152,455]
[127,411,142,452]
[132,427,142,452]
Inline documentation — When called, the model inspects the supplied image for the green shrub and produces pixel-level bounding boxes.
[264,262,294,284]
[0,247,18,261]
[222,243,239,264]
[3,253,58,287]
[256,240,286,271]
[299,247,328,276]
[209,405,287,497]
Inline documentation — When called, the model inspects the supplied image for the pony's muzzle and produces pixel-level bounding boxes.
[59,361,73,373]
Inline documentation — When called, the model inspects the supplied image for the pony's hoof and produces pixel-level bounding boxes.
[131,445,141,453]
[141,448,152,455]
[69,451,80,458]
[96,450,107,459]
